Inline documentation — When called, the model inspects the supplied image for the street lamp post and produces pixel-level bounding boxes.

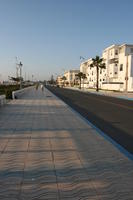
[19,62,23,89]
[32,75,34,82]
[125,54,129,92]
[80,56,86,88]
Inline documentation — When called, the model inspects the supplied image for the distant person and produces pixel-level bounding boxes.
[35,83,39,90]
[40,84,44,91]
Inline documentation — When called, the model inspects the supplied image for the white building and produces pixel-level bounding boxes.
[80,60,89,88]
[80,44,133,92]
[64,69,80,86]
[80,58,100,88]
[56,76,63,87]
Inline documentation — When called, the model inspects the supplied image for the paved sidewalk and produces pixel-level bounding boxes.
[0,87,133,199]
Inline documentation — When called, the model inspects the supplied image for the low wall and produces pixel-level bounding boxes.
[12,86,34,99]
[0,95,6,106]
[102,83,124,91]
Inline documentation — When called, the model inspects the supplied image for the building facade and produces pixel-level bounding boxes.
[64,70,80,86]
[80,61,89,87]
[80,44,133,92]
[56,76,63,87]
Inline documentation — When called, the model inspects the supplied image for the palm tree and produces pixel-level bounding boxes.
[82,73,87,89]
[76,72,86,89]
[61,76,67,87]
[90,56,106,92]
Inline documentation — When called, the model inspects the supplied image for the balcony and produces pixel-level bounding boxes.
[109,58,118,64]
[109,49,119,60]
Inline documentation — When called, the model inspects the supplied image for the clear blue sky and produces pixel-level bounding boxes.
[0,0,133,81]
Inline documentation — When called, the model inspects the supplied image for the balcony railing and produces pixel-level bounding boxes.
[109,58,118,64]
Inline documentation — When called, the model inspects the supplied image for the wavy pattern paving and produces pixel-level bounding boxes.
[0,87,133,199]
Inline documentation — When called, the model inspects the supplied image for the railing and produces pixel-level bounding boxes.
[0,95,6,106]
[12,86,34,99]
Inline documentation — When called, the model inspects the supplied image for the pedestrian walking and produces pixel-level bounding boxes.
[35,83,39,90]
[40,84,44,91]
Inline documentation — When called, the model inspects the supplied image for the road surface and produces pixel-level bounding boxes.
[47,86,133,155]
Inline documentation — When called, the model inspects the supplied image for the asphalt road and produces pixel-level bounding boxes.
[46,86,133,155]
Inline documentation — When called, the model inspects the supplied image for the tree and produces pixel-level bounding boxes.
[48,75,56,85]
[76,72,86,89]
[50,75,54,85]
[65,81,69,86]
[82,73,87,89]
[90,56,106,92]
[61,76,67,87]
[9,76,23,83]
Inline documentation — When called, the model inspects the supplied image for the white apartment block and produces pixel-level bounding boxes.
[56,76,63,87]
[80,44,133,92]
[64,69,80,86]
[80,60,90,87]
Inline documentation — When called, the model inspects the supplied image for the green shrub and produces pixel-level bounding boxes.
[5,89,12,99]
[0,85,20,99]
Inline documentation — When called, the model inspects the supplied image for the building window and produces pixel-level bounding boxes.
[100,69,102,74]
[115,50,118,55]
[103,79,105,81]
[100,79,101,82]
[130,48,133,53]
[115,64,118,66]
[120,64,123,71]
[119,47,124,54]
[115,72,117,74]
[92,71,93,75]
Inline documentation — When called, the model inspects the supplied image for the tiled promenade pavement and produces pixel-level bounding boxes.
[0,87,133,200]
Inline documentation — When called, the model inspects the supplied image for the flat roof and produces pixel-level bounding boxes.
[103,44,120,52]
[103,43,133,52]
